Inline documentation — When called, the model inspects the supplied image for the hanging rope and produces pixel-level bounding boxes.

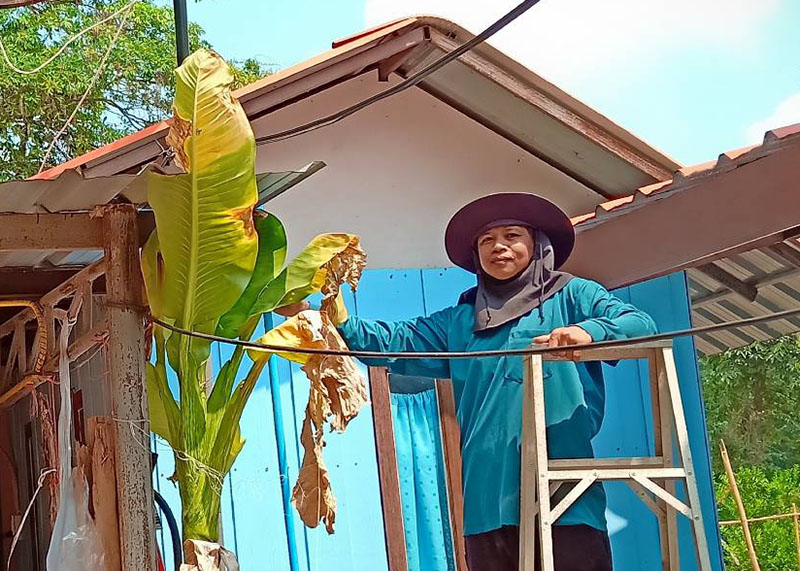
[151,305,800,361]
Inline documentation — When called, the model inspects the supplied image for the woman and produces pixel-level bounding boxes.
[286,193,657,570]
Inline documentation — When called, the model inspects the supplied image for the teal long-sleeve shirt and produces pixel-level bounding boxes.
[338,277,657,536]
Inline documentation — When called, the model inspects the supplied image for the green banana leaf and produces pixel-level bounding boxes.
[248,233,361,317]
[146,48,258,461]
[140,49,259,541]
[141,230,166,321]
[147,48,258,374]
[140,48,366,546]
[216,211,287,340]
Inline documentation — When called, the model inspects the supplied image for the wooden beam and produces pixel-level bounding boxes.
[101,204,157,571]
[368,367,409,571]
[435,380,468,571]
[696,263,758,302]
[0,267,83,298]
[0,260,106,338]
[768,242,800,269]
[690,259,800,308]
[378,46,417,82]
[0,211,154,252]
[0,213,103,251]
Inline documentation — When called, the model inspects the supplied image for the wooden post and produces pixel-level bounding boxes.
[368,367,408,571]
[793,503,800,571]
[89,417,122,571]
[649,355,676,569]
[435,380,468,571]
[719,440,759,571]
[660,347,712,570]
[102,204,157,571]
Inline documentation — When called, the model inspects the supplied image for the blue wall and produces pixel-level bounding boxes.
[152,269,723,570]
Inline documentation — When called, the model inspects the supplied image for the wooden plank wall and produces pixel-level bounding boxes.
[152,268,723,570]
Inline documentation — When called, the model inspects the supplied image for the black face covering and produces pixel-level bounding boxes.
[472,229,573,332]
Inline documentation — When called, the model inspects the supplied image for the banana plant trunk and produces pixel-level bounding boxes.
[178,460,224,543]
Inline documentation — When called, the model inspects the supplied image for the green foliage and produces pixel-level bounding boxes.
[700,335,800,471]
[0,0,269,180]
[714,466,800,569]
[701,336,800,567]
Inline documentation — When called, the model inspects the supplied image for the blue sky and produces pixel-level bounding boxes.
[186,0,800,166]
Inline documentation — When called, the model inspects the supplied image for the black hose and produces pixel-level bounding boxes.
[154,489,182,571]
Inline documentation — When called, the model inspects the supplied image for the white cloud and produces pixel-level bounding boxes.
[746,92,800,143]
[365,0,780,88]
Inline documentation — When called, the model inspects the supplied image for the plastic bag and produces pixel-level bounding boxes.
[180,540,240,571]
[46,316,106,569]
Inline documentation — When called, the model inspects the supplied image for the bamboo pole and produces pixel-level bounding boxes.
[720,512,800,526]
[720,440,760,571]
[793,503,800,571]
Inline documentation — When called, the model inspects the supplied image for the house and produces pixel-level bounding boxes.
[3,15,800,571]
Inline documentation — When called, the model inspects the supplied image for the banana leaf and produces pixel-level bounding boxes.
[251,233,361,315]
[216,211,287,340]
[141,48,258,542]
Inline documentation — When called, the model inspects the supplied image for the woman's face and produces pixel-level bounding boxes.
[476,225,534,280]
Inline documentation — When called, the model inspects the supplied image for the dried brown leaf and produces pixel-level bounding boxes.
[165,113,192,171]
[267,311,368,534]
[291,419,336,534]
[320,238,366,315]
[180,539,239,570]
[252,238,367,535]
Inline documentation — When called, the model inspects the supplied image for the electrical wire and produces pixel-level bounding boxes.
[255,0,542,145]
[0,0,139,75]
[36,0,134,173]
[152,305,800,361]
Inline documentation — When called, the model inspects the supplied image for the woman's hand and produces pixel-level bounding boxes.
[533,326,592,361]
[273,292,348,326]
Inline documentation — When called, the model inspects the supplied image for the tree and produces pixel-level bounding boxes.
[700,334,800,472]
[700,336,800,566]
[715,466,800,569]
[0,0,269,180]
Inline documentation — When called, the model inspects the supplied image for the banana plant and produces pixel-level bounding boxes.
[141,48,361,544]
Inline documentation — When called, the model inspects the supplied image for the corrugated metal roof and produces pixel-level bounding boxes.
[567,122,800,355]
[572,123,800,227]
[688,237,800,355]
[0,164,326,268]
[1,168,148,212]
[33,17,678,200]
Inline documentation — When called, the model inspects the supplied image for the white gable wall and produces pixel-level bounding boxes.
[254,73,601,269]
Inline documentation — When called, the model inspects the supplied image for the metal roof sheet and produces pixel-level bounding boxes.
[573,123,800,227]
[32,17,678,201]
[688,237,800,355]
[0,164,327,268]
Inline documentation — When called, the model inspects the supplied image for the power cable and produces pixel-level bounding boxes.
[36,1,134,173]
[151,305,800,361]
[255,0,542,145]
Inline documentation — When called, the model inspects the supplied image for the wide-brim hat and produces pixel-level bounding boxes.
[445,192,575,273]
